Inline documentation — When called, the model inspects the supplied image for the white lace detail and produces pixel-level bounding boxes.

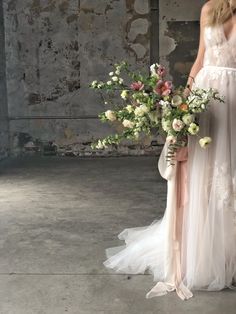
[205,161,235,212]
[203,26,236,68]
[214,162,233,210]
[200,66,236,80]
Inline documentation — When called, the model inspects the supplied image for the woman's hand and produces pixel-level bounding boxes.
[183,87,191,98]
[173,146,188,162]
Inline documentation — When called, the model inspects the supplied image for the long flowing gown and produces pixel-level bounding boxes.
[103,24,236,300]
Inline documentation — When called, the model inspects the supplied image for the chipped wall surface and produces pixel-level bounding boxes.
[3,0,152,156]
[159,0,205,86]
[2,0,204,157]
[0,0,9,159]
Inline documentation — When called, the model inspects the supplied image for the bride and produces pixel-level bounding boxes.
[103,0,236,300]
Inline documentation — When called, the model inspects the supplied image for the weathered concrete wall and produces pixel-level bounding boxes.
[3,0,152,156]
[159,0,205,86]
[0,0,9,159]
[2,0,205,157]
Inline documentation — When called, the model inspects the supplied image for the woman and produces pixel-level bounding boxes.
[103,0,236,300]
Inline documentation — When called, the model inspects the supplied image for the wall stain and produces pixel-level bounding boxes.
[28,93,41,105]
[4,0,153,157]
[105,4,113,14]
[80,8,95,14]
[166,21,200,85]
[58,0,69,15]
[66,14,78,24]
[7,0,17,11]
[67,80,80,92]
[30,0,57,17]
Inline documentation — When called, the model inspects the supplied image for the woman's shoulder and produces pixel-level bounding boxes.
[200,1,212,25]
[201,1,213,15]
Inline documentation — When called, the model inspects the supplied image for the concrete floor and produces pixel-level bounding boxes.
[0,156,235,314]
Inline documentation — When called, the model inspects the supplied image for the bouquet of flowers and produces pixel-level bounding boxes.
[90,61,223,163]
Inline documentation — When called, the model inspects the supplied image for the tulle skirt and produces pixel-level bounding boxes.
[103,65,236,300]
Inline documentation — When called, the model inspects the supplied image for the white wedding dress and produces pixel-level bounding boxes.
[103,24,236,300]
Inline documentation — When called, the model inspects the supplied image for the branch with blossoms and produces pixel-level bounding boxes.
[89,61,224,163]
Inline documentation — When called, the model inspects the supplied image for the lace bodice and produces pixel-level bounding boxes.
[203,25,236,68]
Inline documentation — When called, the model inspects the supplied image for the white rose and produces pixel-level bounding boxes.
[96,140,104,149]
[119,78,124,84]
[134,107,144,117]
[172,118,185,132]
[126,105,133,113]
[91,80,98,87]
[159,100,170,106]
[107,81,112,85]
[109,72,114,76]
[150,63,159,77]
[115,70,120,75]
[182,114,195,125]
[102,139,108,148]
[188,123,199,135]
[105,110,116,121]
[199,136,212,148]
[134,105,148,116]
[112,76,119,82]
[171,95,182,107]
[122,119,134,128]
[150,64,156,73]
[121,90,128,99]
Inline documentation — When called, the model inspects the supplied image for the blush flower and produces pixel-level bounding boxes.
[150,63,166,78]
[157,65,166,77]
[130,81,144,91]
[154,80,172,96]
[166,135,177,144]
[172,118,185,132]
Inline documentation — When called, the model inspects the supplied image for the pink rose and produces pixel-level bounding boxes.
[172,118,184,132]
[154,80,172,96]
[130,81,144,91]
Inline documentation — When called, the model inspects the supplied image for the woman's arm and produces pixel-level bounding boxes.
[177,2,211,157]
[185,2,210,90]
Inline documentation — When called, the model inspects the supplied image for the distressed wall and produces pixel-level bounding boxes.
[159,0,205,86]
[0,0,9,159]
[2,0,205,157]
[3,0,152,156]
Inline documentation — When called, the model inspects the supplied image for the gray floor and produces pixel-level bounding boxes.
[0,156,235,314]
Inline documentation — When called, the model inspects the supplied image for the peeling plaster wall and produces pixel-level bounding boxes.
[3,0,152,156]
[0,0,9,159]
[159,0,205,86]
